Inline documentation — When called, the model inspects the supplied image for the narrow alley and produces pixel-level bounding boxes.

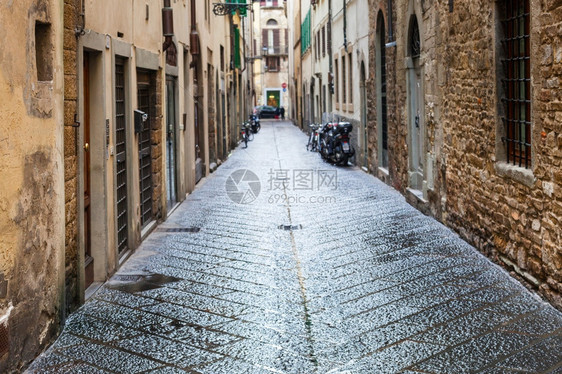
[27,122,562,374]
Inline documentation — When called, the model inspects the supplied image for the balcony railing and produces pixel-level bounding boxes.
[263,46,289,55]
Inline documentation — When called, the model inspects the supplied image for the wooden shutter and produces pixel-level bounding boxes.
[322,26,326,56]
[273,29,280,49]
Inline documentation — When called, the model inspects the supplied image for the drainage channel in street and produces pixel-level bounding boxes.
[272,124,319,369]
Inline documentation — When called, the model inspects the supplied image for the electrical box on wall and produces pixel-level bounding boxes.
[181,113,187,131]
[0,304,13,359]
[134,110,148,133]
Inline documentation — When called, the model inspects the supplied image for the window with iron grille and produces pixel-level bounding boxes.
[348,52,353,104]
[115,59,128,254]
[500,0,531,168]
[335,59,339,104]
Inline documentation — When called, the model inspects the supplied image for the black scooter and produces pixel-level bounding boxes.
[249,114,261,133]
[319,122,355,165]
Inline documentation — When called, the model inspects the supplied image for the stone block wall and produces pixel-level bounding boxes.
[368,0,562,309]
[63,0,80,316]
[439,0,561,308]
[151,71,164,223]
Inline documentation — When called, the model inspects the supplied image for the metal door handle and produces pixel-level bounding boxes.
[84,143,90,152]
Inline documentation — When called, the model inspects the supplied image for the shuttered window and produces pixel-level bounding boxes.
[322,25,326,57]
[301,10,311,54]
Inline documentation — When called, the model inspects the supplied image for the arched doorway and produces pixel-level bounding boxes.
[406,14,424,191]
[376,11,388,168]
[360,62,368,168]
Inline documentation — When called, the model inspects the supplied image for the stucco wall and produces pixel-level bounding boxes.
[0,0,65,372]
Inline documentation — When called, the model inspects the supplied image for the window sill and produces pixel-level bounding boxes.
[494,161,536,188]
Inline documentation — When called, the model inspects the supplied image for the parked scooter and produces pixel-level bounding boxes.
[249,114,261,133]
[318,122,355,165]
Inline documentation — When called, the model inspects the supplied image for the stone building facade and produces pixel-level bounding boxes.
[287,0,303,127]
[366,0,562,308]
[63,0,81,316]
[330,0,370,168]
[0,1,65,372]
[1,0,252,372]
[296,0,370,166]
[366,0,398,187]
[254,0,291,113]
[60,0,251,311]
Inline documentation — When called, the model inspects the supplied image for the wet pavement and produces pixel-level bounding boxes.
[28,121,562,373]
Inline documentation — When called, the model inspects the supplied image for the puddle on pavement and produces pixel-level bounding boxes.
[106,273,182,293]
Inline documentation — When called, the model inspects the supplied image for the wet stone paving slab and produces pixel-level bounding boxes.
[28,122,562,373]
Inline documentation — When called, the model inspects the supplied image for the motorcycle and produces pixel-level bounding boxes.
[249,114,261,133]
[318,121,355,165]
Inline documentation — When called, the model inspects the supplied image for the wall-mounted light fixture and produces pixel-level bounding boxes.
[212,1,256,16]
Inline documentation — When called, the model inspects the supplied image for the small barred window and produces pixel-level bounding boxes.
[500,0,531,168]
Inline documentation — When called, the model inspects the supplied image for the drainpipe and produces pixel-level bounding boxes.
[190,0,201,61]
[240,17,247,73]
[162,0,174,53]
[386,0,396,47]
[74,0,86,37]
[343,0,347,52]
[387,0,393,41]
[328,0,333,109]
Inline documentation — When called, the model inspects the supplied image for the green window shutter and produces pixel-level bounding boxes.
[234,27,241,68]
[239,0,247,16]
[233,0,247,16]
[301,10,311,54]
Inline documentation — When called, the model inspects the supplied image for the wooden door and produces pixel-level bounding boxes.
[83,53,94,288]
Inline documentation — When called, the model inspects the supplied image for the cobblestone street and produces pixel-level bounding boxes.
[28,121,562,373]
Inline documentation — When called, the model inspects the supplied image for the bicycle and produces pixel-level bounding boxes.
[306,123,320,152]
[240,123,250,148]
[245,122,255,142]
